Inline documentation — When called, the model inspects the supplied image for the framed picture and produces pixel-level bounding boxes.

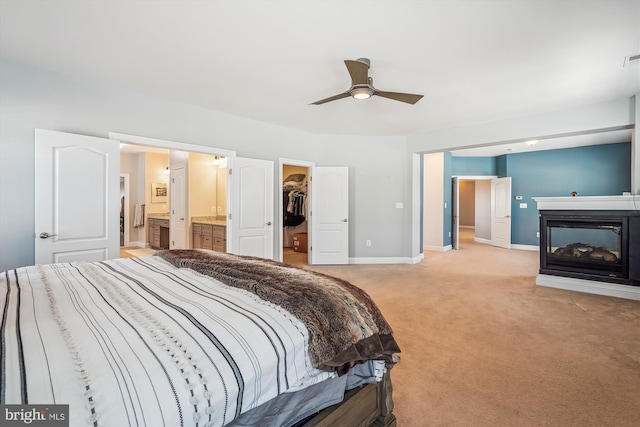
[151,182,168,203]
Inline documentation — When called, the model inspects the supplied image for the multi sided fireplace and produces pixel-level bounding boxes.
[539,210,640,286]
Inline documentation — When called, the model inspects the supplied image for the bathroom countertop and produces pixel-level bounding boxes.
[191,216,226,226]
[147,213,170,219]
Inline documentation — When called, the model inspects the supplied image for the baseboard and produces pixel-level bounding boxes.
[536,274,640,301]
[350,253,424,265]
[511,244,539,251]
[127,241,146,248]
[423,245,452,252]
[474,237,491,245]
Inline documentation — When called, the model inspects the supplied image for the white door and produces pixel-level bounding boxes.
[452,177,460,250]
[35,129,120,264]
[170,166,187,249]
[228,157,274,259]
[309,167,349,265]
[491,177,512,249]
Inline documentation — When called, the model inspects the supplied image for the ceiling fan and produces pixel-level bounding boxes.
[310,58,424,105]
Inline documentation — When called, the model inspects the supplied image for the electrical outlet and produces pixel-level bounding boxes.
[366,240,372,247]
[536,231,540,238]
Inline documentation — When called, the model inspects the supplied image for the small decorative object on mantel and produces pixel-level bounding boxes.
[571,191,578,197]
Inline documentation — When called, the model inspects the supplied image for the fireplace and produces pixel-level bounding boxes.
[539,210,640,286]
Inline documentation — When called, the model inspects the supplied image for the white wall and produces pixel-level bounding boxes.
[459,180,475,226]
[0,59,408,270]
[475,180,491,241]
[423,152,445,250]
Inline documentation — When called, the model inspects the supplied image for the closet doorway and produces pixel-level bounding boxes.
[279,159,314,265]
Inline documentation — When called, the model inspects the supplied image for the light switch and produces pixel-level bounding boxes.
[395,203,404,209]
[519,203,528,208]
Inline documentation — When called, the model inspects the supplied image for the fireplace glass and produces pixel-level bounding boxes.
[545,219,624,278]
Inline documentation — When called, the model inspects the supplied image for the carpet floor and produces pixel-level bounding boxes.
[296,229,640,427]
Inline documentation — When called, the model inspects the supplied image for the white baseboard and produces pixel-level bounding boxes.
[474,237,492,245]
[536,274,640,301]
[511,244,539,251]
[350,253,424,265]
[423,245,452,252]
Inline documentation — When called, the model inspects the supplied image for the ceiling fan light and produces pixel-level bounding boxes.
[351,87,373,100]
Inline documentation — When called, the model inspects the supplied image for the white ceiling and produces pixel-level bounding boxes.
[1,0,638,155]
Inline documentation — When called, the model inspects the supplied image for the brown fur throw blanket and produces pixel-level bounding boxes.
[156,250,400,375]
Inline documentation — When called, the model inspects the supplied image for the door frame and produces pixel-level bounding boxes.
[110,132,236,248]
[451,176,460,250]
[278,158,315,262]
[451,175,496,249]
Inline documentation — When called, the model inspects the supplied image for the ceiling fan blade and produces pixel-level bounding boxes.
[344,60,369,85]
[310,92,351,105]
[375,91,424,105]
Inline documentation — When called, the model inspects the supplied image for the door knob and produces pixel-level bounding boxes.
[342,219,348,222]
[266,221,272,226]
[39,232,57,239]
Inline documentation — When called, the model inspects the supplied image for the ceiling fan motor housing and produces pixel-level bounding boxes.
[356,58,371,68]
[310,57,423,105]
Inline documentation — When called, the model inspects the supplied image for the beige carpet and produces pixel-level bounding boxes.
[295,230,640,427]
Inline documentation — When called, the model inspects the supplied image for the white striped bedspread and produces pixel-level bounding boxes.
[1,256,342,427]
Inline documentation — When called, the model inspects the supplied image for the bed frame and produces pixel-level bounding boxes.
[302,364,396,427]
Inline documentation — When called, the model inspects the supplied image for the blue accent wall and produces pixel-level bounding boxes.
[507,142,631,246]
[451,156,496,176]
[446,142,631,247]
[496,155,507,178]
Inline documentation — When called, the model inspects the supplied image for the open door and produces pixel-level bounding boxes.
[491,177,512,249]
[227,157,274,259]
[309,167,349,264]
[35,129,120,264]
[452,177,460,250]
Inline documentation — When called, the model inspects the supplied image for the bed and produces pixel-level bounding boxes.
[1,250,400,427]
